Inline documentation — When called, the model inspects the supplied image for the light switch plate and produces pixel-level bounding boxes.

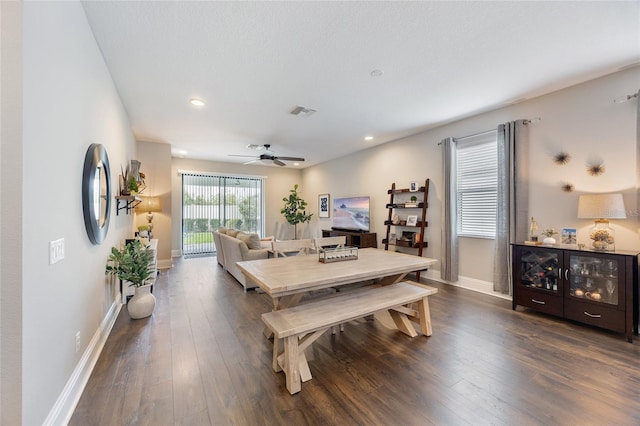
[49,238,65,264]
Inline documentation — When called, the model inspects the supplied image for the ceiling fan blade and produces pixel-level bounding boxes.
[273,159,286,167]
[229,154,258,158]
[275,156,305,162]
[243,159,258,165]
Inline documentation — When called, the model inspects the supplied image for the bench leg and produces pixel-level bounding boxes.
[284,336,301,394]
[417,297,433,336]
[389,309,418,337]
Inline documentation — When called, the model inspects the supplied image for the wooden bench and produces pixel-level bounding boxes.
[261,281,438,394]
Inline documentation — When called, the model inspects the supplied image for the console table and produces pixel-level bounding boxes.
[321,229,377,248]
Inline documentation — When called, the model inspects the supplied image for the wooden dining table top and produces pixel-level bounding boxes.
[236,248,437,298]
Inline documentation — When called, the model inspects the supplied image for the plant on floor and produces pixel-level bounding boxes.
[105,239,155,288]
[281,184,313,239]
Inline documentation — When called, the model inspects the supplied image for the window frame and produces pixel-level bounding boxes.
[455,131,498,239]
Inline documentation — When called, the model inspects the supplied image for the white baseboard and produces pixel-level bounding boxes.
[171,249,182,258]
[421,269,511,301]
[158,258,173,269]
[43,299,122,426]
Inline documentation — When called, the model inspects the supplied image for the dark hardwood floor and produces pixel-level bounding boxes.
[70,256,640,425]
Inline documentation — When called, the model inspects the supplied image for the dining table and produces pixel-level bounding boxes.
[236,247,437,319]
[237,247,438,383]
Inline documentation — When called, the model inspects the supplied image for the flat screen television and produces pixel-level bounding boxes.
[332,196,370,232]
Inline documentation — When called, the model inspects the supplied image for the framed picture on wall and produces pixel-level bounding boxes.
[319,194,330,218]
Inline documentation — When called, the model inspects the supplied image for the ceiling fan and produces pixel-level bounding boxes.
[229,144,305,167]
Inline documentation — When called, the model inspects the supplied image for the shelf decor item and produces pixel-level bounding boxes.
[541,228,558,245]
[578,193,626,251]
[406,215,418,227]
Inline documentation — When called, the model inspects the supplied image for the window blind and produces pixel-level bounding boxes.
[455,131,497,238]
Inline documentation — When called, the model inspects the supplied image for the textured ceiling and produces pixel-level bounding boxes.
[81,1,640,168]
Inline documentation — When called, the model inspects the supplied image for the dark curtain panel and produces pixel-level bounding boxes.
[441,137,459,282]
[493,120,529,294]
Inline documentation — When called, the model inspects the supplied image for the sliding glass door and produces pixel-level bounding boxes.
[181,172,264,256]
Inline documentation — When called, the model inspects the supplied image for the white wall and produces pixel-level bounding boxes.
[170,158,304,254]
[1,1,23,424]
[303,67,640,290]
[22,2,135,424]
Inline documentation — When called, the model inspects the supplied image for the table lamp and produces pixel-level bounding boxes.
[577,193,626,251]
[137,196,162,239]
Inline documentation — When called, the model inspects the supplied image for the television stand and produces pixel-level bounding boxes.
[322,229,377,248]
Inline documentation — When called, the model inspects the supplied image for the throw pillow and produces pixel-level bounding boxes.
[218,226,228,234]
[226,229,240,238]
[236,232,261,250]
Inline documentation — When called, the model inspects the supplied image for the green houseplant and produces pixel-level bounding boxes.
[281,184,313,239]
[105,240,156,318]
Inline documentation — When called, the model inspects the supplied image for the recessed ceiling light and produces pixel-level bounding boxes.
[293,162,300,166]
[190,98,205,107]
[370,69,384,77]
[364,136,374,141]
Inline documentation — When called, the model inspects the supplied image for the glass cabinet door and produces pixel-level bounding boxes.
[518,248,560,294]
[568,254,619,306]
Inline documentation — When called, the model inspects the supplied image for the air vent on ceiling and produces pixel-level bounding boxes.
[289,105,317,117]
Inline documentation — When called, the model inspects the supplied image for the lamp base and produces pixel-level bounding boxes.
[589,219,615,251]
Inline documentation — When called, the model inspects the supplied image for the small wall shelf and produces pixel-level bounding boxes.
[115,195,141,215]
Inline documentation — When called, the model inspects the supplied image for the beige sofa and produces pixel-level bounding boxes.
[213,228,270,291]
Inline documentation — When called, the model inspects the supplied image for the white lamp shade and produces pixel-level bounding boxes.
[137,196,162,213]
[577,193,626,219]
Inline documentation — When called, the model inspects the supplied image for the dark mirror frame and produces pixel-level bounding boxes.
[82,143,112,244]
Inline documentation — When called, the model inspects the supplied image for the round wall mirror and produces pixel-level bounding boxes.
[82,144,112,244]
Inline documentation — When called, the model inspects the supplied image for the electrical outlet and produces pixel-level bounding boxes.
[49,238,65,265]
[75,331,81,353]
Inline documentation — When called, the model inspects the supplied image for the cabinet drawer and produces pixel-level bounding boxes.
[516,288,563,316]
[564,301,625,333]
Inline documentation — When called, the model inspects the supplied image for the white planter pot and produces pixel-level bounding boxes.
[127,284,156,319]
[543,237,556,245]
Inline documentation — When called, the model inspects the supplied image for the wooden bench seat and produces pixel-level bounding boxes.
[261,281,438,394]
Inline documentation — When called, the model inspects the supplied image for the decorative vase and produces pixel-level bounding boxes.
[127,284,155,319]
[590,220,615,251]
[543,237,556,245]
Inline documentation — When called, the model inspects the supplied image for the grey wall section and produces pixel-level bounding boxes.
[1,1,23,424]
[136,140,173,267]
[22,2,135,423]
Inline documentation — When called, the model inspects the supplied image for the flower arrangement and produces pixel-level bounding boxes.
[541,229,558,238]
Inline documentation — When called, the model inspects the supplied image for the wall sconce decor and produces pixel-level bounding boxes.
[136,196,162,239]
[577,193,626,251]
[553,152,571,165]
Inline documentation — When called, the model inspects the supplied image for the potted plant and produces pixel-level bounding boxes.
[541,228,558,245]
[280,184,313,239]
[105,239,156,319]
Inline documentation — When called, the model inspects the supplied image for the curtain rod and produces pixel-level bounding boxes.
[437,117,541,145]
[613,92,638,103]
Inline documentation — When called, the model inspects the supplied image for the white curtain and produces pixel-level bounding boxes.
[493,120,529,294]
[441,137,458,281]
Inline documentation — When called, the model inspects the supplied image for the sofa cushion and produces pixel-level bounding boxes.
[218,226,228,234]
[236,232,261,250]
[226,229,240,237]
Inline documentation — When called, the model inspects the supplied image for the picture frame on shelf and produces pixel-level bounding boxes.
[406,215,418,227]
[409,181,418,192]
[389,233,397,244]
[318,194,330,218]
[561,228,577,245]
